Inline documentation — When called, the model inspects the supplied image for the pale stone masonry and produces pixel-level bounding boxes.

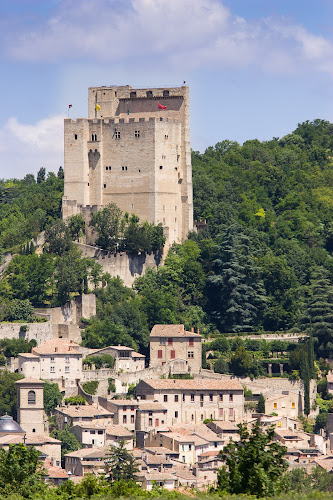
[90,345,145,372]
[16,378,45,435]
[62,85,193,249]
[149,324,202,374]
[18,339,83,389]
[136,379,244,426]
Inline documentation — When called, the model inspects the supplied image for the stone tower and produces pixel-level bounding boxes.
[16,378,45,434]
[62,85,193,248]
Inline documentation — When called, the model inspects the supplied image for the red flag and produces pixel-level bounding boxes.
[158,103,167,110]
[68,104,72,109]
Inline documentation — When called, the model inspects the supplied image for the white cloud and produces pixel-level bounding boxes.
[0,115,64,179]
[4,0,333,77]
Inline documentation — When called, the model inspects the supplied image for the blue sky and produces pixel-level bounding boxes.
[1,0,333,178]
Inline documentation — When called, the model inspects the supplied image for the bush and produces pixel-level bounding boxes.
[214,357,229,374]
[108,379,116,394]
[82,381,99,395]
[64,396,86,405]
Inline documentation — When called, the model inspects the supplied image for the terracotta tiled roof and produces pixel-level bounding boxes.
[150,324,201,338]
[56,405,113,418]
[144,447,179,455]
[65,447,108,459]
[44,461,69,479]
[132,352,146,358]
[107,399,139,406]
[105,424,133,437]
[199,450,221,458]
[138,402,167,411]
[168,424,220,442]
[0,433,61,445]
[32,339,81,355]
[18,353,39,358]
[140,379,243,391]
[314,456,333,471]
[139,472,176,481]
[15,377,44,385]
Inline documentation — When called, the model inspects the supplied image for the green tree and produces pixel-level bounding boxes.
[105,440,139,482]
[300,268,333,358]
[0,371,23,419]
[43,381,63,415]
[218,422,288,497]
[89,203,124,251]
[208,226,267,332]
[37,167,46,183]
[45,219,72,256]
[67,213,85,241]
[0,444,46,497]
[51,425,81,466]
[214,357,229,374]
[229,345,252,376]
[257,393,266,413]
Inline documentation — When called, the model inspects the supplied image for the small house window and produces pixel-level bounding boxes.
[229,394,233,402]
[28,390,36,405]
[65,366,69,373]
[200,394,204,402]
[292,402,296,409]
[158,350,162,358]
[160,165,163,170]
[183,394,185,402]
[122,166,124,171]
[191,394,194,402]
[164,395,168,402]
[274,402,277,409]
[188,351,194,358]
[175,411,178,418]
[175,395,179,402]
[50,366,55,373]
[104,184,106,188]
[115,131,120,139]
[149,418,152,426]
[209,394,213,402]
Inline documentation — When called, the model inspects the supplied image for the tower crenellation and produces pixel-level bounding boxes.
[62,85,193,249]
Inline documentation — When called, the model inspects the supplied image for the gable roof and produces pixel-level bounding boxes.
[138,378,243,391]
[32,339,81,355]
[150,324,201,338]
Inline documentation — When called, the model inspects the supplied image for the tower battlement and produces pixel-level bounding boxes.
[62,85,193,249]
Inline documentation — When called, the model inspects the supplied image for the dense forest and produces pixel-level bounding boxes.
[1,120,333,360]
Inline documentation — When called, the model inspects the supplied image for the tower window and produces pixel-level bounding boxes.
[95,134,97,141]
[115,131,120,139]
[135,130,140,138]
[28,390,36,405]
[122,166,124,171]
[115,91,117,97]
[88,183,89,186]
[160,166,163,170]
[104,184,106,188]
[165,135,168,139]
[91,134,94,141]
[74,134,77,140]
[131,204,134,209]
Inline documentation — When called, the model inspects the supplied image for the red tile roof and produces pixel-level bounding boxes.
[140,378,243,391]
[150,324,201,338]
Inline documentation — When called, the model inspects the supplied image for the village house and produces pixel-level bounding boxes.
[0,433,62,466]
[89,345,145,372]
[105,424,134,450]
[65,447,108,476]
[103,399,139,431]
[265,392,302,418]
[18,339,82,389]
[137,472,177,491]
[135,401,168,433]
[149,324,202,374]
[54,404,113,430]
[136,378,244,425]
[72,423,106,448]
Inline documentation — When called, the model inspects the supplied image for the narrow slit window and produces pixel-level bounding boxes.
[74,134,77,140]
[104,184,106,188]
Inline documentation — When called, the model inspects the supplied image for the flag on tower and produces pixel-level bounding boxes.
[127,105,130,115]
[158,103,167,110]
[68,104,72,109]
[96,104,101,111]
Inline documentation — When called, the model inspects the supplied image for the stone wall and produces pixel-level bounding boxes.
[0,322,52,345]
[74,242,162,287]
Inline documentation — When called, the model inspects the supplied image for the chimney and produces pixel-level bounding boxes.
[197,328,200,335]
[191,327,194,333]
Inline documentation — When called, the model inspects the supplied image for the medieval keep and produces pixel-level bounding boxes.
[62,85,193,248]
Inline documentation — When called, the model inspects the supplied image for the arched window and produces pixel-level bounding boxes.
[28,390,36,405]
